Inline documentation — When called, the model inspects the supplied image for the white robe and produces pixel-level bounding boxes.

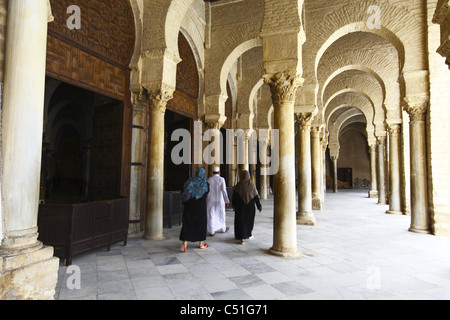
[206,174,230,235]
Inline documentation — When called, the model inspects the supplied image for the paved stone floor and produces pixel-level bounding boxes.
[54,190,450,300]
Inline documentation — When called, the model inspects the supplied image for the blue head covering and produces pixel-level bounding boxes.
[182,167,208,201]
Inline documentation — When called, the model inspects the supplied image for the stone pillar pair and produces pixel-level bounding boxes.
[259,137,270,200]
[331,156,338,194]
[386,123,402,215]
[0,0,59,300]
[368,144,378,198]
[136,87,173,241]
[376,136,387,205]
[295,113,315,226]
[403,96,430,234]
[311,126,323,210]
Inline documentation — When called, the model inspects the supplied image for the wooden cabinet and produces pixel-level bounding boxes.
[38,198,129,266]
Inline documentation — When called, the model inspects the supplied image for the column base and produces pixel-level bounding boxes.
[312,198,322,211]
[408,226,432,235]
[296,212,316,226]
[368,190,378,198]
[377,199,387,205]
[268,247,301,259]
[386,210,403,215]
[143,235,166,241]
[0,245,59,300]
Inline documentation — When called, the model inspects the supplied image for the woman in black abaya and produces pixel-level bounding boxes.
[179,167,209,252]
[232,170,262,244]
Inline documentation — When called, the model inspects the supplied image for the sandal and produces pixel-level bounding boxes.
[180,245,187,253]
[199,243,209,249]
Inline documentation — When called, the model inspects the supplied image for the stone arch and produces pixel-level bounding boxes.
[317,32,400,120]
[328,108,366,159]
[322,69,385,112]
[324,89,383,133]
[305,0,425,83]
[232,46,264,129]
[325,93,377,136]
[220,38,263,99]
[315,23,405,80]
[165,31,200,119]
[249,79,265,118]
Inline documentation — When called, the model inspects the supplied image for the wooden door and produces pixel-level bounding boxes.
[90,102,123,201]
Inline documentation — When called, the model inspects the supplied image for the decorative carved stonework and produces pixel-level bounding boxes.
[311,126,322,139]
[376,136,386,145]
[295,113,313,131]
[403,96,429,121]
[147,88,174,114]
[388,123,401,136]
[263,72,304,105]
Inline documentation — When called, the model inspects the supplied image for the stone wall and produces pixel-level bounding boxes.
[0,0,7,243]
[428,0,450,236]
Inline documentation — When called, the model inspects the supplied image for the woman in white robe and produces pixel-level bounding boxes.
[206,167,230,236]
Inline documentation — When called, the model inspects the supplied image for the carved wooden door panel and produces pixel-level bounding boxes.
[90,101,123,201]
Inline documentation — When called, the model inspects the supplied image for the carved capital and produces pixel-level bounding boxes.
[263,72,304,105]
[295,113,313,131]
[387,123,400,137]
[403,96,429,121]
[206,121,223,130]
[142,83,174,114]
[311,126,321,139]
[204,114,227,130]
[376,136,386,145]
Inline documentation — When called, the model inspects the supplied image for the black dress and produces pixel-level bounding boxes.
[179,187,209,242]
[232,191,262,240]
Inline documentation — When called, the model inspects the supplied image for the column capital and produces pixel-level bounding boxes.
[295,112,313,131]
[204,114,227,130]
[387,123,401,136]
[142,83,174,114]
[403,95,429,121]
[263,72,304,105]
[376,135,386,145]
[311,126,321,139]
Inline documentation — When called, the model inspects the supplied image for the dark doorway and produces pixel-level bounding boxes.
[164,110,193,192]
[42,77,125,203]
[338,168,353,189]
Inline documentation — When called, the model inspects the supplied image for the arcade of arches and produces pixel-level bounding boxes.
[0,0,449,299]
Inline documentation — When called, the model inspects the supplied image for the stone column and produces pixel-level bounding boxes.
[205,120,225,177]
[368,144,378,198]
[311,126,322,210]
[264,73,302,258]
[296,113,315,225]
[404,96,431,234]
[129,93,148,235]
[321,138,327,202]
[331,156,338,193]
[239,135,250,173]
[386,124,402,215]
[0,0,59,300]
[377,136,387,205]
[144,87,173,240]
[259,137,270,200]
